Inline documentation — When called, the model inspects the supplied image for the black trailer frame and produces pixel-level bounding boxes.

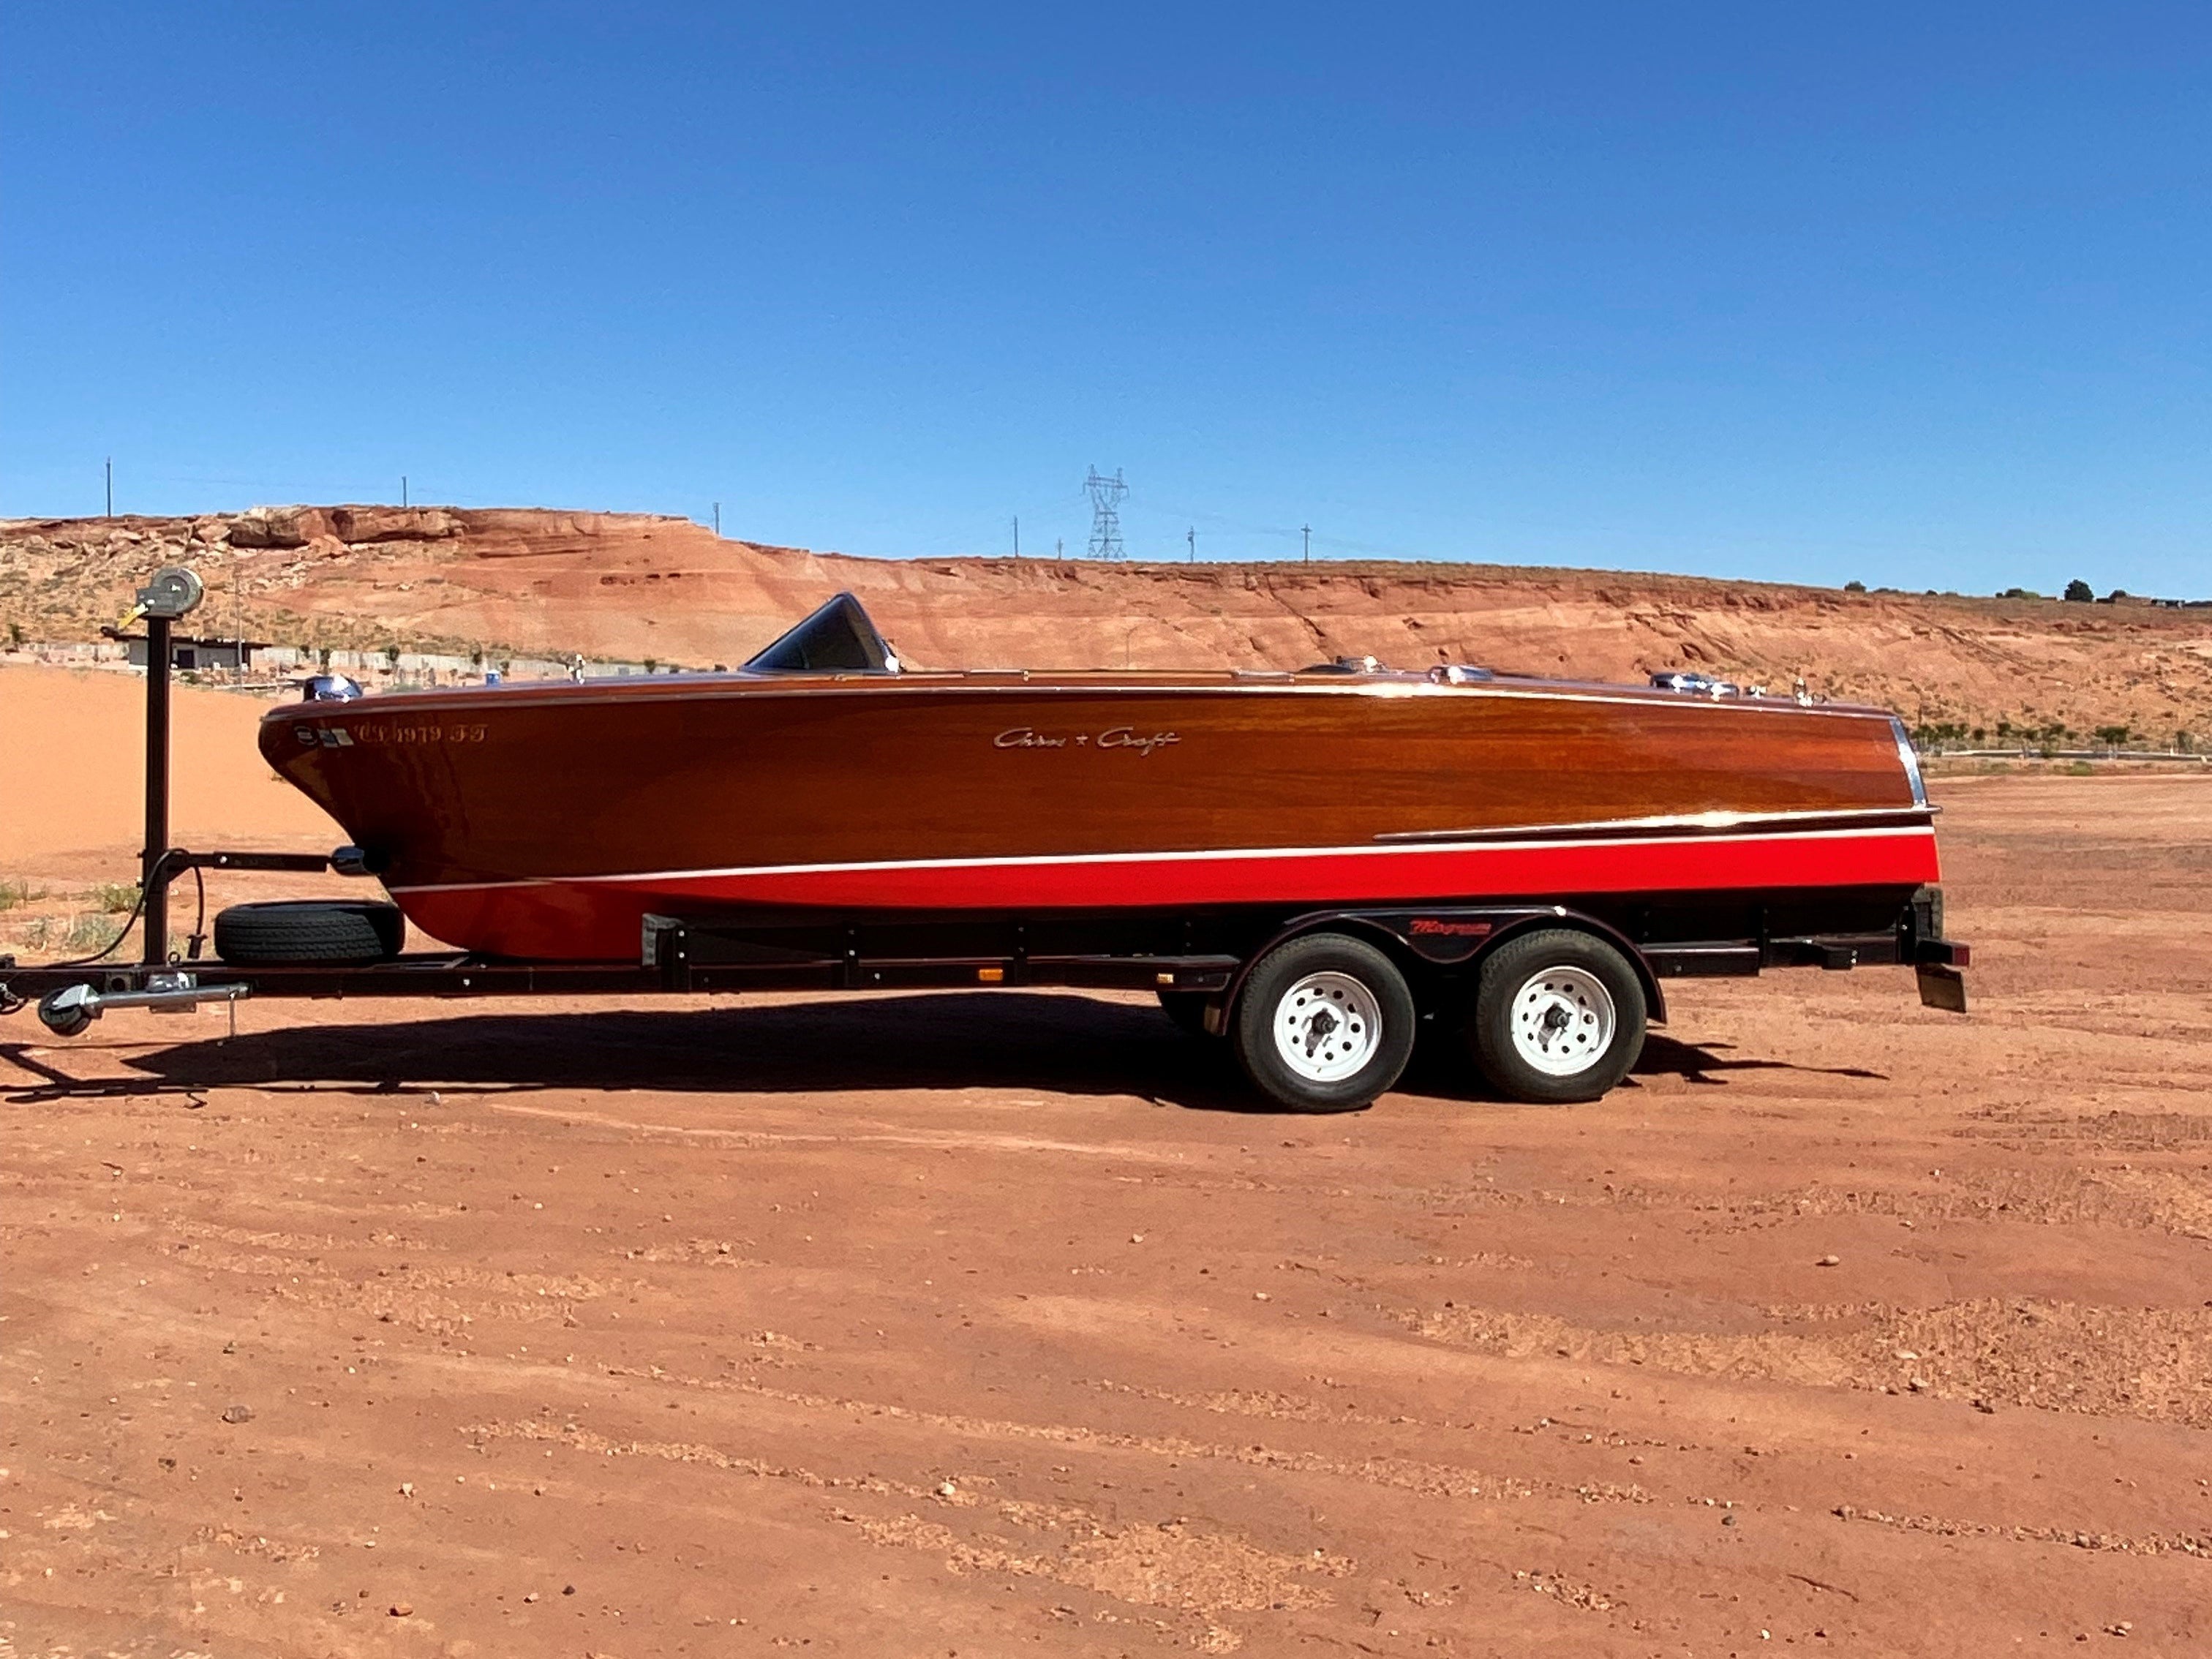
[0,571,1971,1089]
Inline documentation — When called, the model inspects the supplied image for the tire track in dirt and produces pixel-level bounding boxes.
[1416,1298,2212,1426]
[575,1363,1655,1506]
[462,1416,1350,1652]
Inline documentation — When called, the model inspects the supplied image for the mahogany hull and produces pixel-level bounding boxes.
[260,672,1938,960]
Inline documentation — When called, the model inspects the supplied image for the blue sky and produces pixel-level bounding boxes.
[4,3,2208,595]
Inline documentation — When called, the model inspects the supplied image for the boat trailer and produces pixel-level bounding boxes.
[0,566,1969,1110]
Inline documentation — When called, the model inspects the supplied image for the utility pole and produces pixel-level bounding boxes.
[1056,538,1064,561]
[402,475,409,508]
[1186,526,1195,563]
[105,458,113,519]
[1012,516,1020,559]
[1301,523,1311,563]
[712,502,721,535]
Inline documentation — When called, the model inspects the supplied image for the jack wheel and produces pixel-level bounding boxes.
[37,985,94,1038]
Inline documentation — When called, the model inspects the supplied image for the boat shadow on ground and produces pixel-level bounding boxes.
[1,993,1881,1111]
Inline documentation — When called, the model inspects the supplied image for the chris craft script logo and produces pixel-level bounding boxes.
[994,726,1181,757]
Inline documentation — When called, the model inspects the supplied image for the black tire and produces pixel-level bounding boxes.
[1231,932,1415,1113]
[1156,989,1220,1039]
[1467,928,1646,1104]
[214,900,405,966]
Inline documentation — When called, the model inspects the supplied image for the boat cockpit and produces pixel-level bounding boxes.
[744,592,902,674]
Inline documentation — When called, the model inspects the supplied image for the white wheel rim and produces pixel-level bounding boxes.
[1272,971,1383,1083]
[1508,966,1616,1077]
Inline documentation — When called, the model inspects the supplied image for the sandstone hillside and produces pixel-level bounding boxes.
[4,505,2208,741]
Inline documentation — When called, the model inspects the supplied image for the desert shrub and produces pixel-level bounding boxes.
[0,878,46,911]
[91,881,140,914]
[1910,721,1970,750]
[1843,579,1867,593]
[49,913,124,953]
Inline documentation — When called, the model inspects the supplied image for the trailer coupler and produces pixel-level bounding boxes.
[36,973,250,1037]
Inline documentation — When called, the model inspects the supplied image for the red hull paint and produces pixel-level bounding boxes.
[392,827,1941,961]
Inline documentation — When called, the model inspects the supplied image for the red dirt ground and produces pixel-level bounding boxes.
[4,764,2210,1655]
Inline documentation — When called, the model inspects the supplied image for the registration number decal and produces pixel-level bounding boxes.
[295,723,488,747]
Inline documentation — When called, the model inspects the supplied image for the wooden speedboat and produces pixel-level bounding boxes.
[261,593,1938,963]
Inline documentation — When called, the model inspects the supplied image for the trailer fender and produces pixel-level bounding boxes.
[1472,912,1667,1028]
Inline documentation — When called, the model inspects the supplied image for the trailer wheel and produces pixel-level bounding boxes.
[214,900,406,966]
[1467,929,1645,1104]
[1156,989,1220,1039]
[1232,933,1415,1113]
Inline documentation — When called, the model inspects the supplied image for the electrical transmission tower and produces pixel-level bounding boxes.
[1083,467,1128,560]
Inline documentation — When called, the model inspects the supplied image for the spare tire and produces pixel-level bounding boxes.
[214,900,405,966]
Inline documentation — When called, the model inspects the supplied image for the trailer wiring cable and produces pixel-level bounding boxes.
[183,865,208,962]
[31,858,208,976]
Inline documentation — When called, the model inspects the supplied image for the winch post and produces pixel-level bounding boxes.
[127,567,203,968]
[143,609,173,966]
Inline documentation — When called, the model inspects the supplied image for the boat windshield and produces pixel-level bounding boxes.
[743,592,901,674]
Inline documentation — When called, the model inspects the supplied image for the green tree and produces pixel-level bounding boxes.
[2064,579,2094,602]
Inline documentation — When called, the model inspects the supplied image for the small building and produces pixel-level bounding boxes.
[101,626,274,673]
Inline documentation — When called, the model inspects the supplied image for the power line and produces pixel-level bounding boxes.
[1083,467,1127,560]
